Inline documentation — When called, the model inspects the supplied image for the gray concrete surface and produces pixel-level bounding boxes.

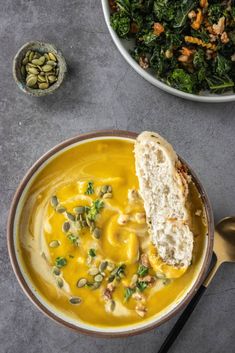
[0,1,235,352]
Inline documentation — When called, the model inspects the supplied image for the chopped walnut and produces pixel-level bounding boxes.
[165,49,173,59]
[178,55,189,63]
[213,17,225,35]
[139,56,149,69]
[221,32,229,44]
[188,10,196,19]
[135,304,147,317]
[140,253,149,268]
[133,292,145,302]
[117,214,130,225]
[103,288,112,301]
[209,34,217,42]
[139,275,155,286]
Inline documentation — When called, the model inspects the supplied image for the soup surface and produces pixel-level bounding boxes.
[17,138,207,328]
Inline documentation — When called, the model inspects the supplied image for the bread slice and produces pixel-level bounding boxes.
[134,131,193,268]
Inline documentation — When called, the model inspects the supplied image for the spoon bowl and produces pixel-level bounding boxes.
[214,216,235,263]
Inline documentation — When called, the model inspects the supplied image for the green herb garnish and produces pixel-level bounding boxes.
[124,287,135,301]
[85,181,95,195]
[86,199,104,221]
[137,264,149,277]
[67,234,79,246]
[55,256,67,268]
[136,281,148,292]
[89,248,96,257]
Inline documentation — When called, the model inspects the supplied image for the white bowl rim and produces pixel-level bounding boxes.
[101,0,235,103]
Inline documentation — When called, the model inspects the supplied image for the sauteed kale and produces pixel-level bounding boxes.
[110,0,235,94]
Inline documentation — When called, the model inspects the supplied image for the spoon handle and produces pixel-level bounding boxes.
[157,285,206,353]
[157,254,217,353]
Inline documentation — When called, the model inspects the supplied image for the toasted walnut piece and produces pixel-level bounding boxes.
[118,214,130,225]
[165,49,173,59]
[188,10,196,19]
[140,253,149,268]
[231,53,235,62]
[108,0,117,11]
[130,22,138,34]
[139,56,149,69]
[221,32,229,44]
[133,292,145,302]
[153,22,164,36]
[209,34,217,42]
[213,17,225,35]
[103,288,112,301]
[135,213,146,224]
[178,55,189,63]
[135,304,147,317]
[140,275,155,285]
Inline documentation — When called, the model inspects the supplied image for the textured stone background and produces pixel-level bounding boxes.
[0,1,235,352]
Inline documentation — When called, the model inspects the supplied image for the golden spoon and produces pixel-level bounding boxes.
[158,216,235,353]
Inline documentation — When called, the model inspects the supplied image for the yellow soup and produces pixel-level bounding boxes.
[17,138,207,328]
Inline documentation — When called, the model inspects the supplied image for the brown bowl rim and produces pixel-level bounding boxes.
[7,129,214,337]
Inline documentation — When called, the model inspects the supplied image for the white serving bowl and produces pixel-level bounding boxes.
[101,0,235,103]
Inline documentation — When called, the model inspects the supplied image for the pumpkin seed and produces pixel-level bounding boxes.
[94,274,103,282]
[62,221,70,233]
[38,82,49,90]
[69,297,81,305]
[77,278,87,288]
[46,60,57,66]
[22,57,29,65]
[25,50,31,57]
[56,278,63,288]
[37,74,47,83]
[44,53,49,61]
[33,52,40,59]
[56,206,66,213]
[105,300,115,312]
[48,52,57,61]
[88,267,99,276]
[107,262,115,271]
[92,282,101,290]
[26,75,38,87]
[99,261,108,272]
[42,64,53,72]
[29,51,34,62]
[49,240,60,248]
[48,75,57,83]
[66,212,75,222]
[156,272,166,279]
[28,67,39,75]
[51,195,59,207]
[101,185,108,194]
[74,206,85,214]
[103,192,112,199]
[52,267,61,276]
[107,185,112,193]
[93,228,101,239]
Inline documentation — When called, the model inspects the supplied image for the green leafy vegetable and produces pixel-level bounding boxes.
[168,69,195,94]
[214,54,231,77]
[174,0,197,28]
[85,181,95,195]
[55,257,67,268]
[67,234,79,246]
[110,11,131,38]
